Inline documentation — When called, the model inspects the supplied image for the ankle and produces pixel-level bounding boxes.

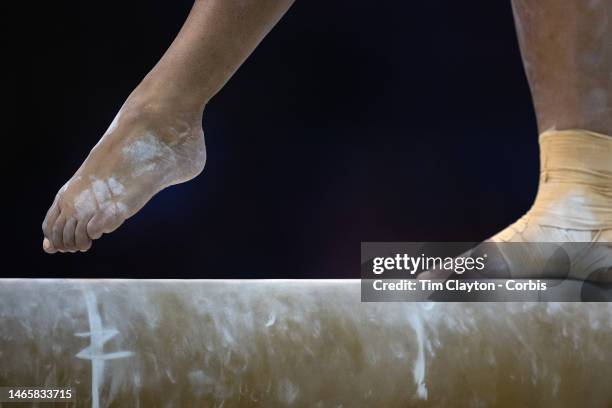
[539,129,612,186]
[528,130,612,229]
[124,77,206,124]
[109,87,204,143]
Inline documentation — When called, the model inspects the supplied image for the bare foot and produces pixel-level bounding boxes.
[42,96,206,253]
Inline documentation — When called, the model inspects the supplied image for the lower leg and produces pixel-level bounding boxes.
[511,0,612,134]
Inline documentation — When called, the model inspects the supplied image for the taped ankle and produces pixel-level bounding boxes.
[527,129,612,230]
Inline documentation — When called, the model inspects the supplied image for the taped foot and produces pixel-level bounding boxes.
[421,130,612,281]
[41,101,206,253]
[488,130,611,279]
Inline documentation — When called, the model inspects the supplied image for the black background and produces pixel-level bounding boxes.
[16,0,540,278]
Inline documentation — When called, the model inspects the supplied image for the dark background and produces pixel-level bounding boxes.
[16,0,540,278]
